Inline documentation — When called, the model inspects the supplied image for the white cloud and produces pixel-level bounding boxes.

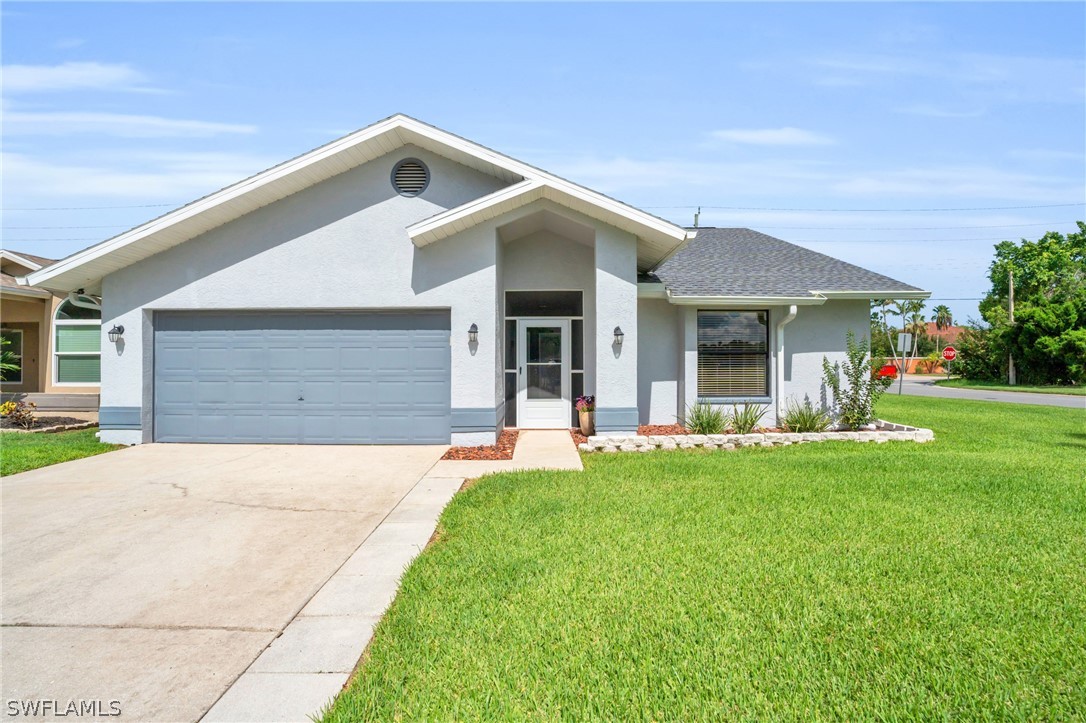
[896,104,985,119]
[3,111,257,137]
[2,62,155,93]
[1,151,274,200]
[810,52,1084,104]
[710,127,836,146]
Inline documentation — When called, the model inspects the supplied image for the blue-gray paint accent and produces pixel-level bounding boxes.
[100,406,141,430]
[153,311,451,444]
[594,407,639,432]
[451,406,500,433]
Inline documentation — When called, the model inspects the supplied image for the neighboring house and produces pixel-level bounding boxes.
[1,249,101,409]
[24,115,927,445]
[924,321,964,347]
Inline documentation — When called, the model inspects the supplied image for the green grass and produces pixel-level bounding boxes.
[935,378,1085,395]
[1,428,121,476]
[326,396,1086,721]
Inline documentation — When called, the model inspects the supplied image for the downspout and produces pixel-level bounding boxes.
[775,305,798,426]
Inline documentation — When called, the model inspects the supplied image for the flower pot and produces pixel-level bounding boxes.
[578,410,595,436]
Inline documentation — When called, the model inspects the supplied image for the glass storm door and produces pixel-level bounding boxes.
[517,319,570,429]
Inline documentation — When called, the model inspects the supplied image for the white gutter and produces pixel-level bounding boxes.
[775,305,799,426]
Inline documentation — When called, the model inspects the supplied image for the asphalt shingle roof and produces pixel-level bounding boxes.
[651,227,924,298]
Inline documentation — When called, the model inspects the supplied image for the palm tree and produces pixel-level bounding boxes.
[907,312,927,357]
[0,337,20,380]
[932,304,953,349]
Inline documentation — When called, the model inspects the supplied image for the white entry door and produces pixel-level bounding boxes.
[517,319,570,429]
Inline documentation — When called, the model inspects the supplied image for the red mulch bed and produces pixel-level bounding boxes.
[639,424,689,436]
[441,429,519,460]
[570,429,588,446]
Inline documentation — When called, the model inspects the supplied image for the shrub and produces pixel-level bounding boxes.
[685,402,726,435]
[822,330,892,430]
[1,400,37,430]
[918,351,943,374]
[729,403,768,434]
[781,400,831,433]
[575,395,595,413]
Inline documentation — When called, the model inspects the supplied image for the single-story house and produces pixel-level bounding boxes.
[1,249,102,409]
[24,115,928,445]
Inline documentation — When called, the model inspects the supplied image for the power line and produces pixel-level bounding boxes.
[750,221,1078,231]
[2,225,128,230]
[645,202,1086,212]
[796,236,1020,243]
[1,202,177,211]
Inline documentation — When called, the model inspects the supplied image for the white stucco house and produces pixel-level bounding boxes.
[24,115,928,446]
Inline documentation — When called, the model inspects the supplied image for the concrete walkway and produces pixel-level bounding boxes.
[203,429,582,721]
[428,429,583,478]
[897,376,1084,409]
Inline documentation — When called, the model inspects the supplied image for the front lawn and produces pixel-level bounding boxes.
[326,396,1085,721]
[935,377,1085,395]
[1,428,122,476]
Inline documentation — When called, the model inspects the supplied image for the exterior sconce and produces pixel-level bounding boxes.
[107,325,125,343]
[468,323,479,344]
[613,326,624,345]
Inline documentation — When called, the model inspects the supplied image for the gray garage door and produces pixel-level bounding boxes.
[154,311,450,444]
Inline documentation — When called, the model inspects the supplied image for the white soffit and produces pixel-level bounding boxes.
[408,180,691,269]
[27,114,689,292]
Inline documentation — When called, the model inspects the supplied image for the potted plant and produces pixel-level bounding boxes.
[575,395,595,436]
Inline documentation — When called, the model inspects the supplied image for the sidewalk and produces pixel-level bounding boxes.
[428,429,583,477]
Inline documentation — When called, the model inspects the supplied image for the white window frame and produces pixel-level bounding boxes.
[53,302,102,388]
[1,328,24,385]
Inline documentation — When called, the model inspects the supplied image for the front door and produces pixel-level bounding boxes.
[517,319,569,429]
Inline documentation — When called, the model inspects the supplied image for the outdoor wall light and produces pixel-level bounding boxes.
[613,326,624,345]
[107,325,125,343]
[468,323,479,344]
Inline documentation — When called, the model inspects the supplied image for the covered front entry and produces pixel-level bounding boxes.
[153,310,451,444]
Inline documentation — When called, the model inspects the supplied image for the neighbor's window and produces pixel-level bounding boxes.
[1,328,23,384]
[54,300,101,385]
[697,310,769,397]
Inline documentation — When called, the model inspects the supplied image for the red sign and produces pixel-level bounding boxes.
[942,346,958,362]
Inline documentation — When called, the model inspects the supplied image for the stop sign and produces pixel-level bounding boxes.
[942,346,957,362]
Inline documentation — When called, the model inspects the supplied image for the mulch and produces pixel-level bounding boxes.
[639,424,689,436]
[441,429,519,461]
[0,416,90,430]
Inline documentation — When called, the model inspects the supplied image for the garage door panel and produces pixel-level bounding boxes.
[154,311,451,444]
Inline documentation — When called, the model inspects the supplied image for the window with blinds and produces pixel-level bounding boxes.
[697,310,769,397]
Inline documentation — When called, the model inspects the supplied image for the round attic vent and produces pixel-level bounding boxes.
[391,158,430,197]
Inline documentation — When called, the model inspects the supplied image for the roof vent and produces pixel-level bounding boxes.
[391,158,429,197]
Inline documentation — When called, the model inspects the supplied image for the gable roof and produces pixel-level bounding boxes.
[1,250,56,298]
[650,228,929,303]
[25,114,692,293]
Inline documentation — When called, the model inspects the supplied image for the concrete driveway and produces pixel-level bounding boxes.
[1,443,446,722]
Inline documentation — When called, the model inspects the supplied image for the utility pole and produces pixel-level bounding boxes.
[693,206,701,228]
[1008,266,1016,386]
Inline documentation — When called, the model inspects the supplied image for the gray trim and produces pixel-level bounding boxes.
[451,406,500,433]
[594,406,639,432]
[100,406,141,430]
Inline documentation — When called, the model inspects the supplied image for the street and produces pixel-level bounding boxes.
[895,376,1085,409]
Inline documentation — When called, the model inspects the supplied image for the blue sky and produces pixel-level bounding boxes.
[3,2,1084,325]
